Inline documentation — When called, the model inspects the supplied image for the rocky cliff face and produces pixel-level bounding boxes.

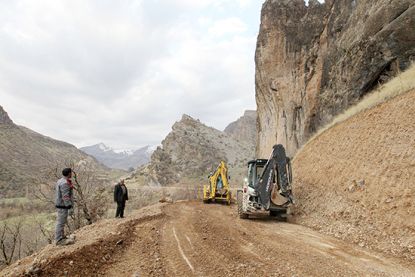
[224,110,257,145]
[133,114,255,186]
[255,0,415,157]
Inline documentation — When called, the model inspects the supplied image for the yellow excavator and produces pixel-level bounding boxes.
[203,161,231,205]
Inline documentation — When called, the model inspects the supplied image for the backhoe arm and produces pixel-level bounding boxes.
[255,144,292,209]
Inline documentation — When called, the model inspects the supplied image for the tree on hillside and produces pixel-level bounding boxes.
[0,221,22,266]
[34,160,110,233]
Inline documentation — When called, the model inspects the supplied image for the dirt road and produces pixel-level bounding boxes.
[2,201,414,277]
[103,202,414,277]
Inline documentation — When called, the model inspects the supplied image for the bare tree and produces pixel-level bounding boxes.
[0,161,113,268]
[36,219,53,245]
[33,160,111,232]
[0,220,23,265]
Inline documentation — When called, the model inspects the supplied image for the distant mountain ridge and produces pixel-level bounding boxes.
[132,111,256,186]
[0,105,109,198]
[82,110,257,173]
[224,110,256,143]
[81,143,155,170]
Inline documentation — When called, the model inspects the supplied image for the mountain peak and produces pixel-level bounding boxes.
[180,114,199,122]
[244,110,256,117]
[97,142,112,152]
[80,144,155,170]
[0,105,14,125]
[224,110,257,143]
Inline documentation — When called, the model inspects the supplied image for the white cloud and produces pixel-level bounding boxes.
[208,17,247,37]
[0,0,262,150]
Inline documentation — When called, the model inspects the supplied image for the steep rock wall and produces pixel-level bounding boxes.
[255,0,415,157]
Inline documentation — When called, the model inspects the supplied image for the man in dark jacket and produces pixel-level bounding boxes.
[55,168,75,245]
[114,179,128,218]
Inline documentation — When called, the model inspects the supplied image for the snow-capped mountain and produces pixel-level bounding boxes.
[80,143,156,170]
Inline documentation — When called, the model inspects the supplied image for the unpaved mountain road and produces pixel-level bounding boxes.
[2,201,414,277]
[103,202,415,277]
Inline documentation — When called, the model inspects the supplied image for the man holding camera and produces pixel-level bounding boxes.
[55,168,75,246]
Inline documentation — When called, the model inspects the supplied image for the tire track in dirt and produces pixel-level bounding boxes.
[4,202,415,277]
[102,201,415,276]
[172,227,195,273]
[4,202,413,277]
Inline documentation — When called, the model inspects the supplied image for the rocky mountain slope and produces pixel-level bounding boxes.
[81,143,154,170]
[255,0,415,157]
[224,110,256,144]
[292,84,415,262]
[133,112,256,187]
[0,105,109,198]
[0,106,13,125]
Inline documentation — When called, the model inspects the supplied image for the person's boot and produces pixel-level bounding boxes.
[56,237,75,246]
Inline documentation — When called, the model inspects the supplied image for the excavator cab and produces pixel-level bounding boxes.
[247,159,268,188]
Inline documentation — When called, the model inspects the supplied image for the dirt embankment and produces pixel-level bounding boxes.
[293,89,415,261]
[0,205,164,277]
[2,202,414,277]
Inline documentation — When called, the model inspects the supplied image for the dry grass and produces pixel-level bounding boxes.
[299,64,415,154]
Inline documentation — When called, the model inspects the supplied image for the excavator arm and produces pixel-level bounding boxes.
[254,144,293,209]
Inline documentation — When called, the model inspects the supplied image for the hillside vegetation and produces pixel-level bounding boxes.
[0,106,117,198]
[0,124,104,198]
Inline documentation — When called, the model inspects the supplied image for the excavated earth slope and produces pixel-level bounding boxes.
[293,89,415,262]
[1,202,414,277]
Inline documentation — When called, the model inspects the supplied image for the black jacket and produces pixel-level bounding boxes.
[114,183,128,202]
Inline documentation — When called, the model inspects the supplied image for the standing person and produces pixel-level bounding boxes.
[114,179,128,218]
[55,168,75,246]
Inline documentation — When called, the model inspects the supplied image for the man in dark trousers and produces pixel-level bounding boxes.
[55,168,75,245]
[114,179,128,218]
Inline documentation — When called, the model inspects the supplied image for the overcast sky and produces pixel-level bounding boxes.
[0,0,264,150]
